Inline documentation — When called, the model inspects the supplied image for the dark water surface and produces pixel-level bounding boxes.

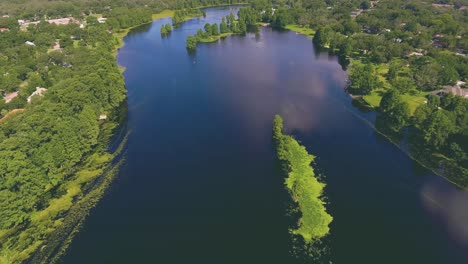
[62,6,468,264]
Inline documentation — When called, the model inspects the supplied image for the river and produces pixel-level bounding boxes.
[61,6,468,264]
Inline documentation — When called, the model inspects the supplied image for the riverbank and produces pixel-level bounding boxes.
[348,58,467,188]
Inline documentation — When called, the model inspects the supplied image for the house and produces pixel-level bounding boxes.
[0,27,9,32]
[52,42,61,51]
[407,52,424,57]
[431,81,468,99]
[432,3,454,8]
[48,17,77,25]
[3,91,19,103]
[19,20,40,31]
[25,41,35,46]
[351,9,363,18]
[27,87,47,103]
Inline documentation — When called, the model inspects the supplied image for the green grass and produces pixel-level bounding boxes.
[362,88,386,108]
[363,88,427,114]
[198,33,233,43]
[152,9,174,20]
[273,115,332,243]
[284,24,315,39]
[401,92,428,114]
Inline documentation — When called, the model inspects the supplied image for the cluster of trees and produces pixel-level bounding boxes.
[347,63,380,95]
[412,94,468,174]
[273,115,332,244]
[374,89,468,184]
[105,7,152,30]
[172,8,203,27]
[186,13,239,51]
[185,7,265,51]
[160,23,172,36]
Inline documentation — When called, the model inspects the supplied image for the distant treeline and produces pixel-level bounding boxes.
[0,0,247,18]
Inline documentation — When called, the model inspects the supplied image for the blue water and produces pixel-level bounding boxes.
[61,6,468,264]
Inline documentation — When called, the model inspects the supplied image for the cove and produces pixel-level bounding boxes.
[61,6,468,264]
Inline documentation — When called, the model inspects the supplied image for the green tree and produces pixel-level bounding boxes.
[211,23,219,36]
[422,110,455,149]
[165,24,172,33]
[186,35,197,51]
[360,0,371,10]
[391,77,416,94]
[450,143,467,163]
[220,18,229,34]
[313,27,331,48]
[204,23,212,36]
[348,63,380,95]
[379,89,410,131]
[238,20,247,34]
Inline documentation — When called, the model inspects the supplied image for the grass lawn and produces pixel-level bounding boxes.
[363,88,386,108]
[152,10,175,20]
[284,24,315,39]
[401,92,428,114]
[198,33,233,43]
[349,59,428,114]
[363,88,428,114]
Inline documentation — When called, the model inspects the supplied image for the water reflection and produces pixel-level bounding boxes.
[64,6,468,264]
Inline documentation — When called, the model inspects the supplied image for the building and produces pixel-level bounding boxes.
[25,41,35,46]
[27,87,47,103]
[3,91,19,103]
[19,20,40,31]
[0,27,9,32]
[97,17,108,23]
[432,3,454,8]
[407,52,424,57]
[432,81,468,99]
[48,17,79,25]
[52,42,61,51]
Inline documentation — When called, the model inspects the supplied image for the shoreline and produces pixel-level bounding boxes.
[280,24,467,190]
[27,5,248,262]
[113,4,249,52]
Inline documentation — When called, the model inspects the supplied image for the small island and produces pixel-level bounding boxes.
[273,115,333,244]
[160,23,172,36]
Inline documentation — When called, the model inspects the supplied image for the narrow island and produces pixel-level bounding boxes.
[272,115,333,244]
